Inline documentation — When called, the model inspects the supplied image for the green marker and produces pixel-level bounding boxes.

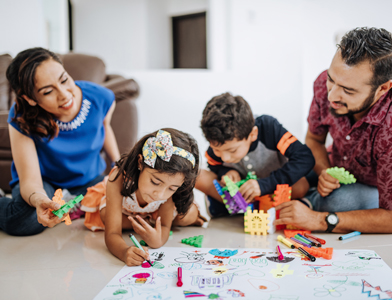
[129,234,152,266]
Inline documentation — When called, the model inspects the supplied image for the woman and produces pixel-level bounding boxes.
[0,47,120,236]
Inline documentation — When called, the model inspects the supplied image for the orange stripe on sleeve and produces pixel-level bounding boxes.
[205,151,222,166]
[277,132,297,155]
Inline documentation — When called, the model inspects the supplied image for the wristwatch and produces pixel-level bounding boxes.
[325,212,339,233]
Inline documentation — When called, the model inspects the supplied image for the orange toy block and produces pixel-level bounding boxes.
[291,240,333,260]
[284,230,311,238]
[271,184,292,207]
[254,195,273,212]
[52,189,72,225]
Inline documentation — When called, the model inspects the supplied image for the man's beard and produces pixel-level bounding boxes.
[329,90,376,118]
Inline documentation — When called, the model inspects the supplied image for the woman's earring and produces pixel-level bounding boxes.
[138,167,141,170]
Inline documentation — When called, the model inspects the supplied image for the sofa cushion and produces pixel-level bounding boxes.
[0,54,12,111]
[60,53,107,84]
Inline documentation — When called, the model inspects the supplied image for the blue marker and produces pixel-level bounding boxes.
[339,231,361,240]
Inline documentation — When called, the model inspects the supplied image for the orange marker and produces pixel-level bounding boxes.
[304,233,326,245]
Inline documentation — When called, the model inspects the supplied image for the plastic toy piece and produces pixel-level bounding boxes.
[254,194,273,212]
[181,235,203,248]
[170,231,173,236]
[140,240,148,246]
[266,207,276,234]
[213,179,248,214]
[51,189,72,225]
[52,194,84,218]
[221,172,257,192]
[271,184,292,207]
[326,167,356,184]
[244,208,270,235]
[284,230,311,239]
[290,240,333,259]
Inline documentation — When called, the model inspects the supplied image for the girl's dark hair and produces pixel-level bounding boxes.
[6,47,62,139]
[338,27,392,90]
[113,128,200,215]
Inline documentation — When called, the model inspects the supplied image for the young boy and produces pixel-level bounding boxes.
[195,92,315,217]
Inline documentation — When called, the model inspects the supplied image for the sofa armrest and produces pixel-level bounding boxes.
[103,76,140,102]
[0,111,10,150]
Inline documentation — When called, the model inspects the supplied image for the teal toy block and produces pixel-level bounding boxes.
[326,167,357,184]
[181,235,203,248]
[52,194,84,218]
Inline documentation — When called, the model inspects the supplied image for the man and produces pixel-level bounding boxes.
[275,27,392,233]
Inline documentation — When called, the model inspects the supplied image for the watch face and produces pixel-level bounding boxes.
[327,214,338,225]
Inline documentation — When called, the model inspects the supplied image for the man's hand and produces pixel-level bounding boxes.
[220,170,241,186]
[274,201,326,231]
[318,169,340,197]
[239,179,261,203]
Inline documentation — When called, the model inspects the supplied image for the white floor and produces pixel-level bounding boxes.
[1,213,392,300]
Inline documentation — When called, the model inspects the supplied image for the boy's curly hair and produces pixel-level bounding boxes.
[113,128,200,215]
[200,92,254,145]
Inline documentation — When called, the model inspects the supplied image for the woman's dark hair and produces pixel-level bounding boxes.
[113,128,200,215]
[338,27,392,90]
[201,92,254,146]
[6,47,62,139]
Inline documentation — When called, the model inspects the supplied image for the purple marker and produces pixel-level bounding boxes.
[290,237,311,248]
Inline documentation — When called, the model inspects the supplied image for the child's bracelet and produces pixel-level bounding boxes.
[28,191,48,206]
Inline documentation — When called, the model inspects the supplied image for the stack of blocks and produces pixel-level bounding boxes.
[181,235,203,248]
[52,194,84,218]
[213,177,248,214]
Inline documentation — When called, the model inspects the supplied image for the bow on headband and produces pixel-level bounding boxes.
[142,130,196,168]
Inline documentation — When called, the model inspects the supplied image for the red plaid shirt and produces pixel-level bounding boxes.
[307,70,392,210]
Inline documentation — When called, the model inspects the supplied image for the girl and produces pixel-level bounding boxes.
[81,128,203,266]
[0,47,120,236]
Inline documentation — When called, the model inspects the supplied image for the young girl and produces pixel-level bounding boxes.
[81,128,203,266]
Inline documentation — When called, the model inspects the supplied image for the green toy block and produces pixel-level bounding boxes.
[223,176,239,197]
[181,235,203,248]
[52,194,84,218]
[170,230,173,236]
[140,240,148,246]
[326,167,357,185]
[222,172,257,192]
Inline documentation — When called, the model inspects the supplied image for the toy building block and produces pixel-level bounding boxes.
[267,207,276,234]
[52,194,84,218]
[221,172,257,192]
[284,230,311,239]
[326,167,356,184]
[244,208,270,235]
[181,235,203,248]
[213,179,248,214]
[51,189,72,225]
[254,195,274,212]
[271,184,292,207]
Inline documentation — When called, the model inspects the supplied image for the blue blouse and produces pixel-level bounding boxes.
[8,81,115,189]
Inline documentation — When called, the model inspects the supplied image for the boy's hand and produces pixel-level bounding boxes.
[123,245,150,266]
[318,169,340,197]
[128,215,162,247]
[220,170,241,186]
[239,179,261,203]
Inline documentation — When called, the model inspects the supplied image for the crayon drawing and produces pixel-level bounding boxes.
[94,248,392,299]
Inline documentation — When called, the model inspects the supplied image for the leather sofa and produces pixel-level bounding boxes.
[0,52,139,193]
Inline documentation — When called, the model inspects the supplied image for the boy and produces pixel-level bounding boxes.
[195,92,315,217]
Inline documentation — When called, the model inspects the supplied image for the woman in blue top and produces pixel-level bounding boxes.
[0,47,120,236]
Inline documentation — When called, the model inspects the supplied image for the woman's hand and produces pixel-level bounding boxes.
[128,215,162,248]
[33,195,66,227]
[123,245,150,266]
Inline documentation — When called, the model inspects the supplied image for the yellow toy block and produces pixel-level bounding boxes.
[244,208,269,235]
[52,189,72,225]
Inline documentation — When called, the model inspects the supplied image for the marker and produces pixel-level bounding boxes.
[339,231,361,240]
[290,237,311,248]
[277,235,295,249]
[297,246,316,262]
[300,234,322,247]
[294,234,313,246]
[177,267,183,287]
[129,234,153,266]
[297,233,319,247]
[304,233,326,245]
[276,245,284,261]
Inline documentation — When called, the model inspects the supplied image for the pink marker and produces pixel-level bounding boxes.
[276,245,284,261]
[177,267,183,287]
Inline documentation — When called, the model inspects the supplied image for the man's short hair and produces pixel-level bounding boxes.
[338,27,392,90]
[200,92,254,145]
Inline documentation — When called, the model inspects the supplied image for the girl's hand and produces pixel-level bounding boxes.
[123,246,150,266]
[128,215,162,247]
[35,196,66,227]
